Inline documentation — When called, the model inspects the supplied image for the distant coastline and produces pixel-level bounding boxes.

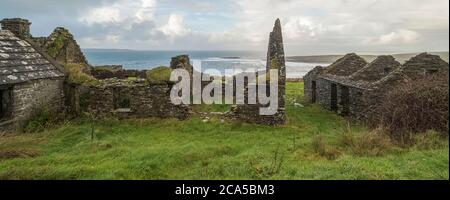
[83,49,449,64]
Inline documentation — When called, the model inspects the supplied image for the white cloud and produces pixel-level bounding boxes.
[284,17,322,39]
[79,7,122,25]
[78,0,156,25]
[212,0,448,54]
[68,0,448,52]
[158,14,190,39]
[377,29,420,45]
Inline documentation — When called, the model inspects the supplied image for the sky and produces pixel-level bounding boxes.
[0,0,448,55]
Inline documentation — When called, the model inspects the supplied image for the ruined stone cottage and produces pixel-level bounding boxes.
[0,19,65,130]
[304,52,449,119]
[65,54,191,120]
[228,19,286,125]
[33,27,90,73]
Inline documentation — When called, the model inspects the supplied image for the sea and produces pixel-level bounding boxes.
[83,49,327,78]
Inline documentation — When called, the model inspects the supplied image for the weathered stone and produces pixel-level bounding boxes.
[0,28,65,131]
[228,19,286,125]
[304,52,449,120]
[351,55,401,82]
[66,79,190,120]
[170,55,193,76]
[401,52,449,78]
[35,27,90,73]
[303,66,325,103]
[0,18,31,39]
[324,53,368,76]
[91,65,147,79]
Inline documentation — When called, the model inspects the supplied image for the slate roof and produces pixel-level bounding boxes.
[324,53,368,76]
[0,30,64,85]
[350,55,401,82]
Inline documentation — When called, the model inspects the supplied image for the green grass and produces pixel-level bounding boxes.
[0,82,448,180]
[146,66,172,84]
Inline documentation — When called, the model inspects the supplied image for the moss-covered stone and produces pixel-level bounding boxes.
[47,30,67,58]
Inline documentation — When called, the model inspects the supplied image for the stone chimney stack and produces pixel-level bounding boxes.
[0,18,32,39]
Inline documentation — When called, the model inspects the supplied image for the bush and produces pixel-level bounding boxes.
[368,72,449,134]
[146,66,172,84]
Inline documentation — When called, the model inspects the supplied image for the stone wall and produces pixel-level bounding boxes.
[337,85,366,117]
[303,66,325,103]
[67,79,190,120]
[316,77,368,117]
[0,78,65,130]
[316,78,333,110]
[90,65,147,79]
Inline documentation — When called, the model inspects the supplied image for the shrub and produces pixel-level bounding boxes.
[368,71,449,134]
[146,66,172,84]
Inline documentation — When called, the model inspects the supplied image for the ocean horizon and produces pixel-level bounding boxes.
[82,49,326,78]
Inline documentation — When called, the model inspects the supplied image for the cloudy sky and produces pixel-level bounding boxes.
[0,0,448,55]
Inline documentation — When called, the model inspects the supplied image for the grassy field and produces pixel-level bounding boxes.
[0,82,448,180]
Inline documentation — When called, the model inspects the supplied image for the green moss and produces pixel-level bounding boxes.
[47,32,68,58]
[270,58,279,69]
[127,77,138,81]
[146,66,172,84]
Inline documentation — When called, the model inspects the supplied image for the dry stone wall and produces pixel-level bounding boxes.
[67,79,190,120]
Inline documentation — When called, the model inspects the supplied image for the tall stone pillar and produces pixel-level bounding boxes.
[266,18,286,110]
[228,19,286,125]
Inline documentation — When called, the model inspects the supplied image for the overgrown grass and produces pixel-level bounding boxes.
[63,64,98,85]
[0,82,448,180]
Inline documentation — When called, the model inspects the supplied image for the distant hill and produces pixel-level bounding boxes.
[287,52,449,64]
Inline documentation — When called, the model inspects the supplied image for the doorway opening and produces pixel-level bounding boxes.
[339,85,350,115]
[330,83,337,111]
[311,81,316,103]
